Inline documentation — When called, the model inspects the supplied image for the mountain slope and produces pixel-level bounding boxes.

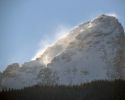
[1,61,43,89]
[44,15,125,84]
[1,14,125,89]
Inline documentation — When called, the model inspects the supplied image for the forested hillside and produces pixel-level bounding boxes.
[0,80,125,100]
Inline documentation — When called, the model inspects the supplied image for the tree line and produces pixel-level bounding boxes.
[0,79,125,100]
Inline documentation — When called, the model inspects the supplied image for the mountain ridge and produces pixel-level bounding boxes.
[1,14,125,89]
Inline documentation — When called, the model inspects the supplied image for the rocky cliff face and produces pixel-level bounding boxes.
[1,15,125,89]
[1,61,43,89]
[45,15,125,84]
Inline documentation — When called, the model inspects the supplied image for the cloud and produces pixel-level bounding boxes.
[31,24,71,60]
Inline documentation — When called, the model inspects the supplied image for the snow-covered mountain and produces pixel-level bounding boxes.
[1,14,125,89]
[1,61,44,89]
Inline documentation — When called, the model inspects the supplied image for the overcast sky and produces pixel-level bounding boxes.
[0,0,125,71]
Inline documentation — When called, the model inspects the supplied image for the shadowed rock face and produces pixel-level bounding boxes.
[2,63,20,77]
[1,14,125,89]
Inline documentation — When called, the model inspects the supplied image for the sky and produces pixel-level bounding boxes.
[0,0,125,71]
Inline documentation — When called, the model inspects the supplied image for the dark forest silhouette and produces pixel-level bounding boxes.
[0,79,125,100]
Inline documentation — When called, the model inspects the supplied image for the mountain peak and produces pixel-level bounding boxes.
[1,15,125,89]
[89,14,117,25]
[97,14,116,18]
[94,14,117,21]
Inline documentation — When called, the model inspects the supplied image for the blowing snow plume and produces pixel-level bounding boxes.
[32,25,71,65]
